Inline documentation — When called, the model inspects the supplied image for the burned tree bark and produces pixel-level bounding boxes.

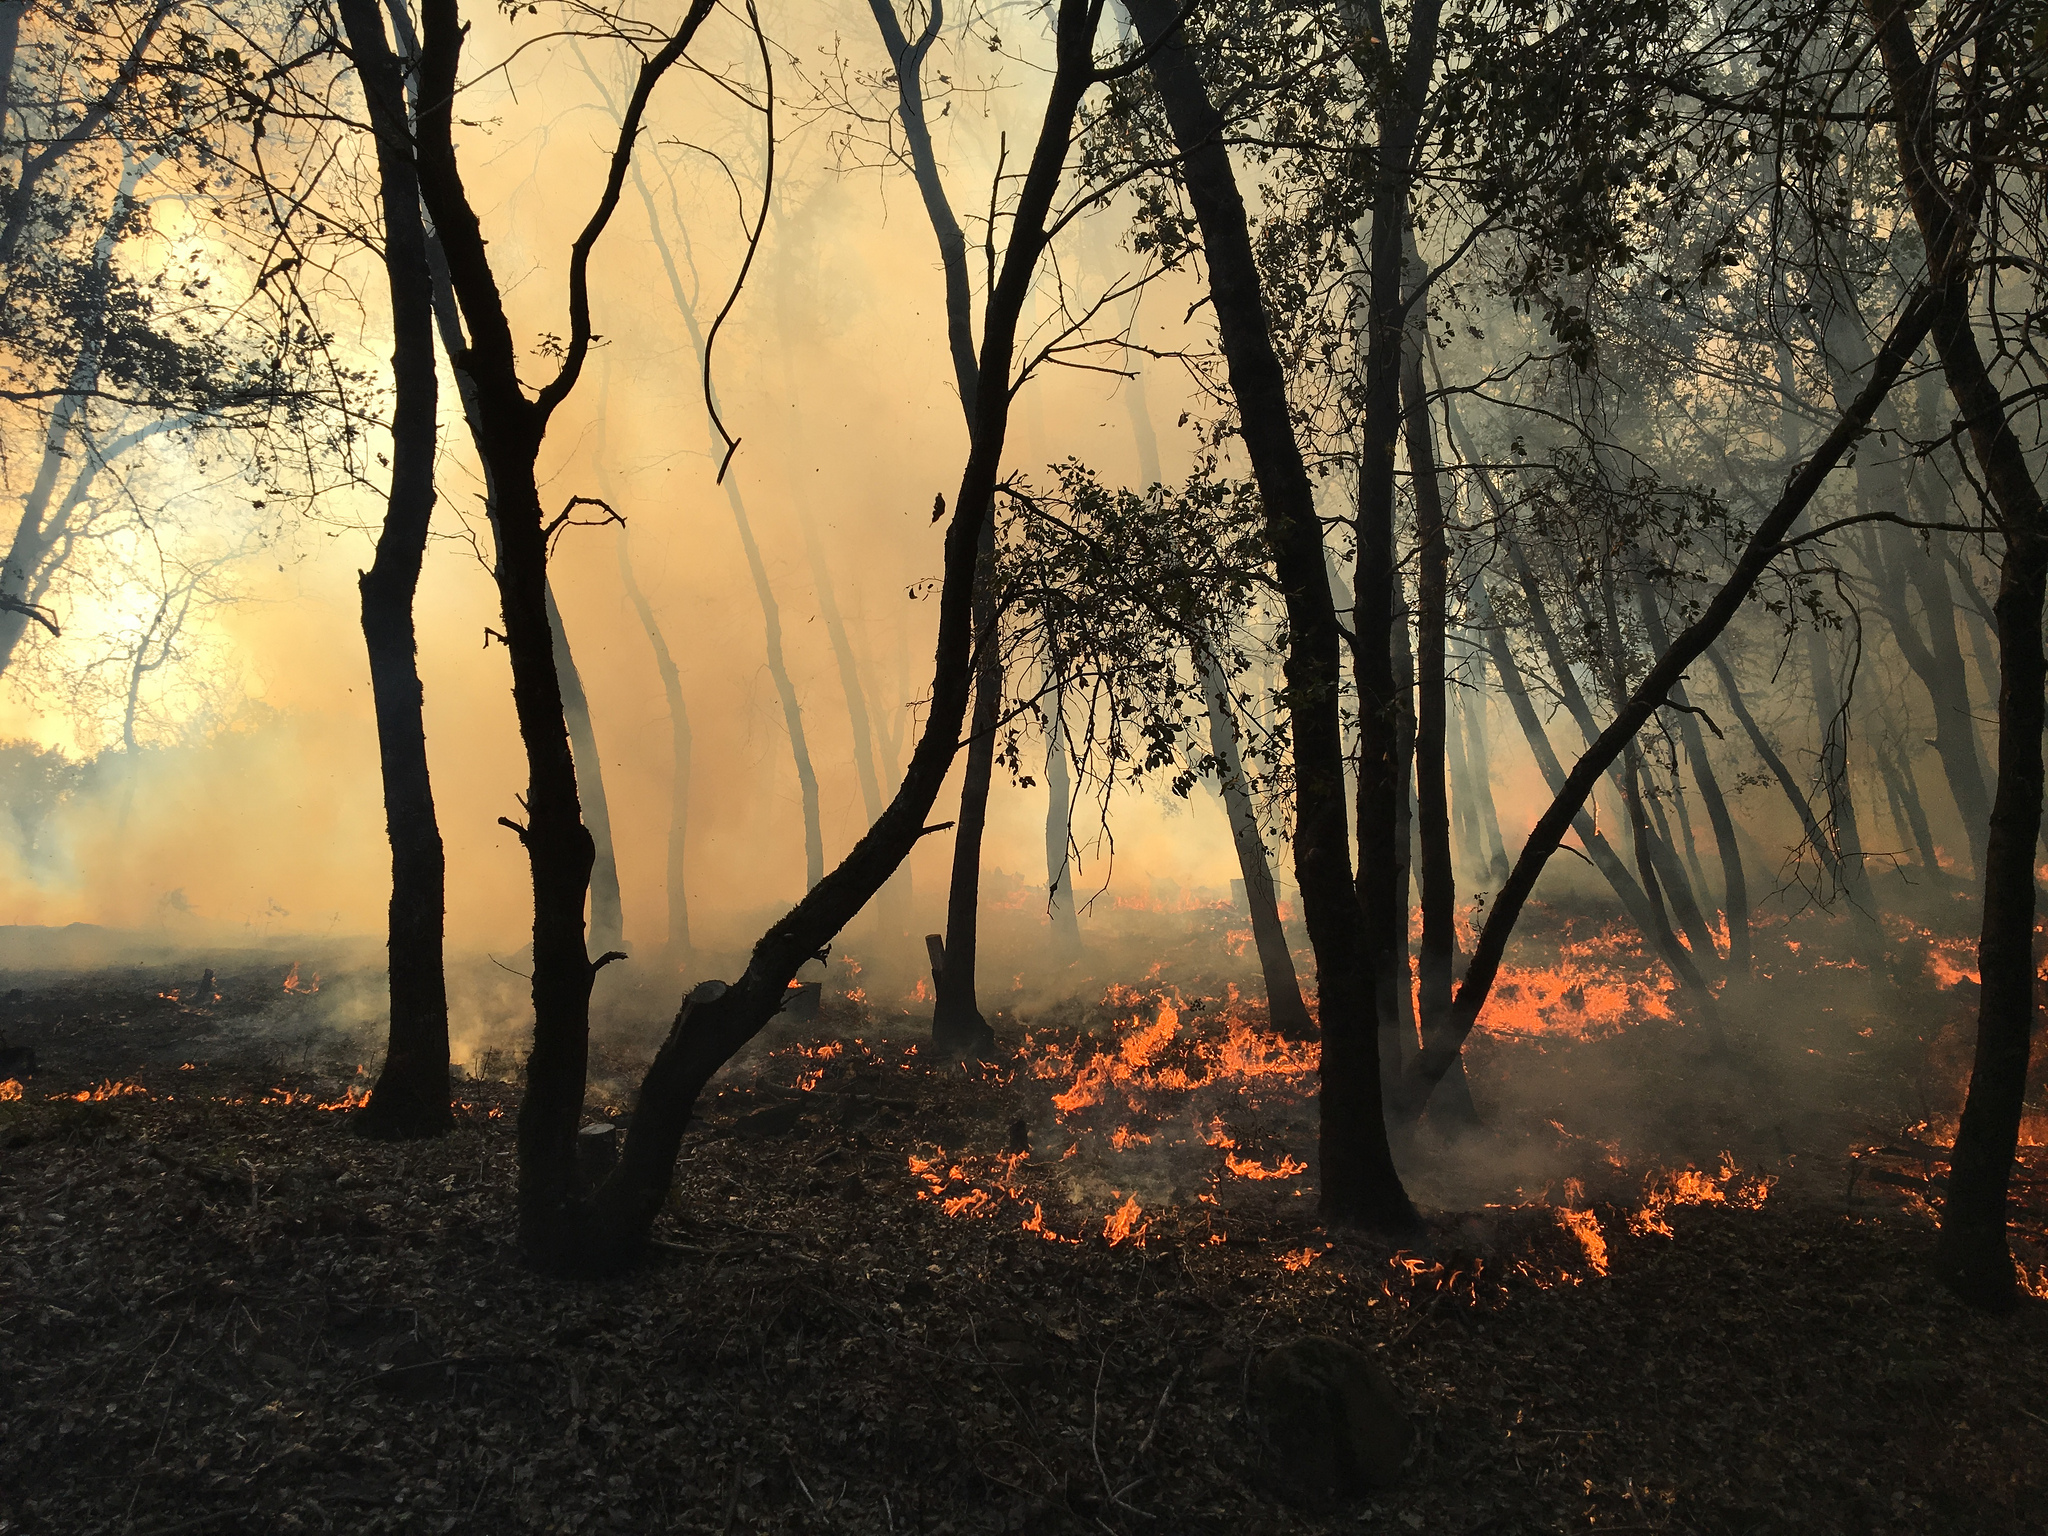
[1868,0,2048,1312]
[1400,308,1462,1102]
[339,0,450,1141]
[1127,0,1417,1229]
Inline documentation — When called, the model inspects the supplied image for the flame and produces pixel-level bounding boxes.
[261,1086,314,1106]
[1223,1150,1306,1181]
[317,1086,371,1112]
[1109,1125,1153,1149]
[1630,1154,1773,1237]
[1556,1206,1609,1275]
[1278,1246,1324,1272]
[0,1078,21,1101]
[282,963,321,995]
[52,1079,149,1102]
[1102,1194,1147,1246]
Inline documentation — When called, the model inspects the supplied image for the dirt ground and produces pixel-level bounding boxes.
[3,908,2046,1536]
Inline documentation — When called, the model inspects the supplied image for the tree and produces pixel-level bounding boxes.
[1121,0,1418,1229]
[335,0,450,1140]
[1865,0,2048,1311]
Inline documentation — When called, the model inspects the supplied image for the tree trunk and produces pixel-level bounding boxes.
[1460,653,1513,884]
[1468,572,1672,947]
[1400,315,1476,1123]
[619,147,824,897]
[1043,682,1084,964]
[1397,287,1941,1111]
[932,519,1001,1058]
[572,0,1108,1274]
[338,0,450,1140]
[1636,575,1749,976]
[1128,0,1416,1229]
[615,522,692,958]
[1126,304,1307,1030]
[411,0,714,1260]
[1200,646,1315,1036]
[1868,0,2048,1312]
[547,582,625,955]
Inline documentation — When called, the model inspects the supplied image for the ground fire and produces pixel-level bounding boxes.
[3,0,2045,1530]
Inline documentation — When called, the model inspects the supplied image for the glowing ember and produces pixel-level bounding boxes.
[1109,1126,1153,1150]
[0,1078,21,1101]
[1278,1246,1324,1272]
[1102,1194,1147,1246]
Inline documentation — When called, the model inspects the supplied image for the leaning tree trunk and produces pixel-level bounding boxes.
[1199,646,1316,1037]
[1129,0,1417,1229]
[570,0,1111,1274]
[1868,0,2048,1312]
[339,0,451,1141]
[1128,310,1309,1032]
[1636,574,1749,976]
[1396,286,1942,1113]
[410,0,713,1260]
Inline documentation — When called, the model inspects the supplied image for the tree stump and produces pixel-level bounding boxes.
[1249,1336,1410,1503]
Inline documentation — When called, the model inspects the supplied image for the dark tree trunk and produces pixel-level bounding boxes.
[1869,0,2048,1312]
[1399,334,1476,1122]
[1127,0,1416,1229]
[339,0,451,1142]
[1397,287,1941,1111]
[932,519,1001,1058]
[411,0,714,1260]
[1127,319,1305,1029]
[867,0,1007,1029]
[1349,0,1443,1146]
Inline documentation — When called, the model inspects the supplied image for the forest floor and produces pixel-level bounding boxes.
[3,901,2047,1536]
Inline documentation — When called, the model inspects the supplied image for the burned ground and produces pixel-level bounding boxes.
[2,909,2045,1536]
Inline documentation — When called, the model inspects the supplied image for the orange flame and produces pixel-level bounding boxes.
[1102,1194,1147,1246]
[282,963,321,995]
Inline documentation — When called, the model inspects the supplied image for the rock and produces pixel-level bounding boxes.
[1249,1336,1409,1503]
[735,1101,805,1139]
